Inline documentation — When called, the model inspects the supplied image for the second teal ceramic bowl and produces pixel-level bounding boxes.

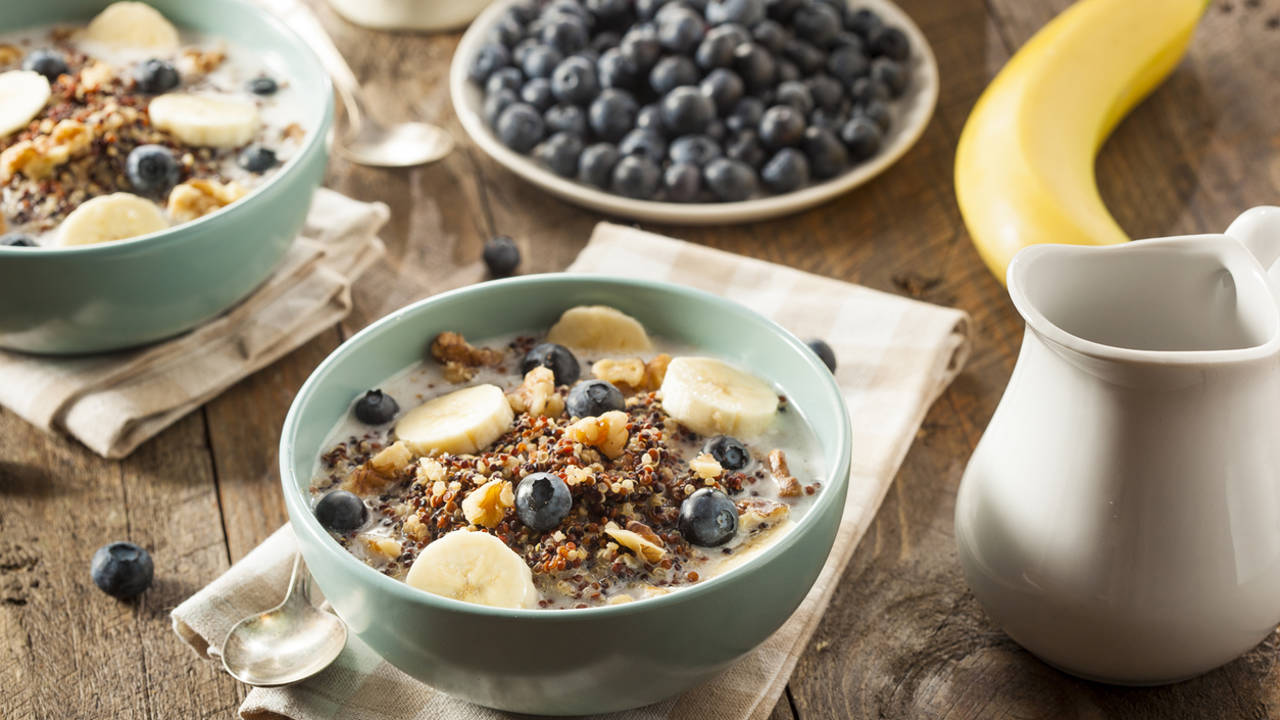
[280,274,853,715]
[0,0,333,355]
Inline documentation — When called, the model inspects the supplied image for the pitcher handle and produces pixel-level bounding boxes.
[1226,206,1280,274]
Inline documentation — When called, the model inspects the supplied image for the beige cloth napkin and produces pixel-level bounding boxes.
[0,189,388,459]
[172,222,971,720]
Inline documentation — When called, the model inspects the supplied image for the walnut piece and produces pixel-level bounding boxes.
[360,534,403,560]
[604,521,665,562]
[565,410,629,459]
[506,366,564,418]
[78,61,115,91]
[768,449,802,497]
[402,514,429,541]
[461,478,514,528]
[0,120,93,182]
[0,44,22,67]
[737,497,790,533]
[689,453,723,480]
[178,48,227,76]
[368,441,413,475]
[167,179,247,222]
[429,331,503,383]
[591,353,671,393]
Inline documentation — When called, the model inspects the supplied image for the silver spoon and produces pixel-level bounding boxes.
[268,0,455,167]
[222,554,348,687]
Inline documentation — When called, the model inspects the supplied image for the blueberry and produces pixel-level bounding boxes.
[248,75,278,95]
[619,128,667,163]
[636,0,667,19]
[545,104,588,135]
[521,45,563,79]
[649,55,698,96]
[694,30,737,70]
[751,19,788,52]
[591,31,623,53]
[610,155,662,199]
[705,119,727,141]
[545,0,594,24]
[775,80,814,114]
[808,338,837,371]
[827,45,869,83]
[706,435,750,469]
[487,15,524,47]
[23,49,68,83]
[732,42,775,90]
[535,131,585,176]
[522,342,581,385]
[759,105,805,149]
[807,74,844,111]
[132,58,180,94]
[598,47,638,89]
[802,126,848,179]
[783,39,826,75]
[700,68,744,112]
[703,158,757,201]
[793,3,840,47]
[588,88,638,141]
[659,85,715,136]
[315,490,369,533]
[707,0,764,25]
[550,55,599,105]
[496,102,546,152]
[678,488,738,546]
[849,76,889,106]
[520,77,556,110]
[484,88,519,126]
[669,134,722,166]
[125,145,180,193]
[238,144,278,173]
[761,148,809,193]
[657,8,705,53]
[840,116,882,161]
[663,162,702,202]
[725,96,764,133]
[846,8,883,39]
[486,66,524,96]
[635,103,664,131]
[578,142,621,188]
[857,99,892,133]
[469,42,511,83]
[766,0,803,21]
[508,0,539,23]
[620,25,662,69]
[566,379,625,417]
[483,235,521,276]
[515,472,572,532]
[775,59,800,84]
[541,16,590,54]
[512,38,541,66]
[0,233,35,247]
[725,129,765,168]
[354,389,399,424]
[869,26,910,61]
[871,58,908,97]
[90,542,154,599]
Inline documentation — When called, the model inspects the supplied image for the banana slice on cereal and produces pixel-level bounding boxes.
[85,2,180,49]
[0,70,50,138]
[58,193,169,246]
[148,93,260,148]
[659,356,778,438]
[405,530,539,609]
[395,384,514,455]
[545,305,652,353]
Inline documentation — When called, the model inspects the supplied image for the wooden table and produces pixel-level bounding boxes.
[4,0,1279,717]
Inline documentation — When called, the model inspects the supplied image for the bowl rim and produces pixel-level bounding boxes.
[448,0,940,225]
[280,273,854,619]
[0,0,335,258]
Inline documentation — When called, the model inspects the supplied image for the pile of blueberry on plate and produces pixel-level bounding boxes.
[452,0,937,221]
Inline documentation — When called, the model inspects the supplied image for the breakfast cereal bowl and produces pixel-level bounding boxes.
[280,274,851,715]
[0,0,332,354]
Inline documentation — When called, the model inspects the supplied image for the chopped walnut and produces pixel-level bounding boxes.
[360,534,403,560]
[0,119,93,182]
[167,179,246,222]
[565,410,629,459]
[78,61,115,91]
[430,331,503,383]
[506,366,565,418]
[461,478,514,528]
[591,353,671,393]
[768,449,802,497]
[369,441,413,475]
[689,453,723,480]
[737,497,790,533]
[282,122,305,142]
[0,44,21,67]
[604,521,665,563]
[178,47,227,76]
[415,457,446,486]
[402,514,429,542]
[341,466,386,495]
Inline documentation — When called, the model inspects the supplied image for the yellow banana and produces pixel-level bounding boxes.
[955,0,1209,283]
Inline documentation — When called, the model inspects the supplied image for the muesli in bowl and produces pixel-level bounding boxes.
[309,304,825,609]
[0,1,309,248]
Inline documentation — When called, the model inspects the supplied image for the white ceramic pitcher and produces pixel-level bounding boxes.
[955,207,1280,685]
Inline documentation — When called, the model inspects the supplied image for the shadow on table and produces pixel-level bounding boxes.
[0,460,72,497]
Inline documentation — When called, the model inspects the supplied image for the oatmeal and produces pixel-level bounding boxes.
[0,2,310,248]
[309,305,824,610]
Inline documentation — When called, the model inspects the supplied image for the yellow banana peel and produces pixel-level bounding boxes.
[955,0,1209,284]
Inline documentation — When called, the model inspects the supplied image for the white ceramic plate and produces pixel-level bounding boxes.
[450,0,939,225]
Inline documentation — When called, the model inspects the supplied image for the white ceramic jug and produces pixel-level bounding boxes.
[956,207,1280,685]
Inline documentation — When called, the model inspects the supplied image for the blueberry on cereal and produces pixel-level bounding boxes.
[125,145,180,194]
[706,435,750,471]
[90,542,153,599]
[134,58,180,94]
[1,233,35,247]
[23,49,69,83]
[353,389,399,425]
[248,75,278,95]
[678,488,738,546]
[315,490,369,532]
[806,338,837,371]
[238,144,278,173]
[566,379,624,418]
[516,472,572,532]
[483,235,521,277]
[521,343,580,385]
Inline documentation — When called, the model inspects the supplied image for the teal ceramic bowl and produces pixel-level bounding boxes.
[280,274,852,715]
[0,0,332,355]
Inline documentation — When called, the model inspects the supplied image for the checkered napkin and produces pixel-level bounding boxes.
[171,222,971,720]
[0,189,388,459]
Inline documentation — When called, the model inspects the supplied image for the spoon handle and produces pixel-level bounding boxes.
[259,0,366,132]
[283,553,313,609]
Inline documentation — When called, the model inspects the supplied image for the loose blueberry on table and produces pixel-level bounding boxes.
[469,0,914,202]
[90,542,154,599]
[483,234,522,276]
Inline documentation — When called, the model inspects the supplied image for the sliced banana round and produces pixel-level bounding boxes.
[395,384,514,455]
[85,2,180,50]
[659,356,778,438]
[149,93,260,149]
[58,193,169,247]
[405,530,539,609]
[545,305,652,353]
[0,70,51,138]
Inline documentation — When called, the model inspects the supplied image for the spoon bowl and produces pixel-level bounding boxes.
[339,120,455,168]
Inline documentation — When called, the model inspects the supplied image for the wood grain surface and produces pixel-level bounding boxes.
[3,0,1280,718]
